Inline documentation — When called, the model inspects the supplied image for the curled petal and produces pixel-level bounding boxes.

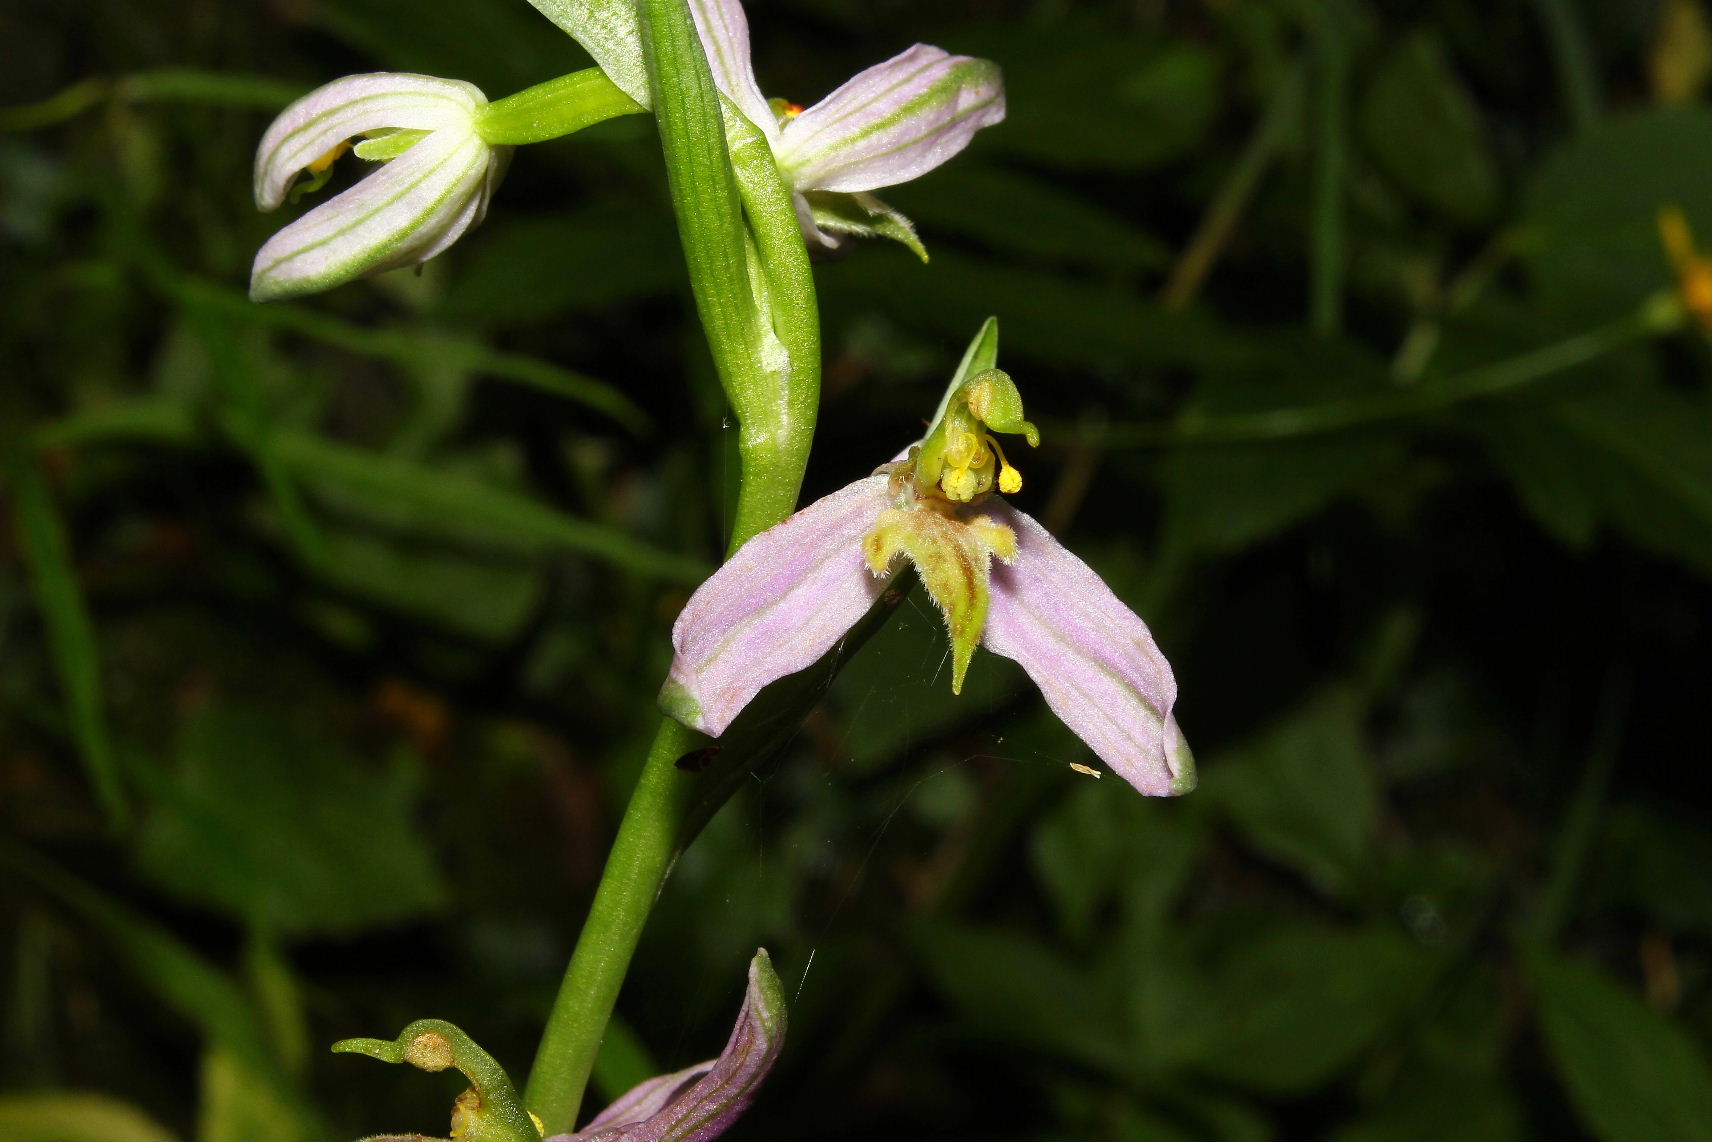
[254,73,485,210]
[557,950,787,1142]
[249,125,495,302]
[981,504,1192,797]
[662,475,891,736]
[579,1064,709,1136]
[777,44,1005,194]
[688,0,776,141]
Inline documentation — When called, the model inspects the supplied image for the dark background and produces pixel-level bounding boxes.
[5,0,1712,1138]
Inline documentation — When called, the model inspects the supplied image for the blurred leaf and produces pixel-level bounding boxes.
[1360,31,1498,223]
[1483,381,1712,577]
[1033,782,1205,947]
[1479,407,1600,549]
[306,0,581,90]
[435,201,680,328]
[1523,107,1712,320]
[950,27,1219,170]
[1031,782,1125,944]
[137,704,446,938]
[822,249,1247,371]
[8,455,124,825]
[1155,336,1410,556]
[889,164,1169,275]
[1208,689,1379,896]
[588,1015,660,1109]
[1189,924,1437,1094]
[821,594,1016,777]
[1594,803,1712,936]
[275,432,707,584]
[0,1092,177,1142]
[0,844,320,1138]
[197,1047,303,1142]
[1527,944,1712,1141]
[1548,383,1712,577]
[311,525,543,643]
[915,922,1131,1072]
[1334,1070,1523,1142]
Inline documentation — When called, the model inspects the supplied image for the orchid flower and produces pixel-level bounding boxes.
[548,949,787,1142]
[660,322,1194,797]
[250,73,507,302]
[526,0,1005,257]
[335,950,785,1142]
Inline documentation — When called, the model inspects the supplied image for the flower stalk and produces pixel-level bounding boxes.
[524,0,820,1132]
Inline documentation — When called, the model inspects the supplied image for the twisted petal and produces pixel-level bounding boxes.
[688,0,776,140]
[662,475,891,736]
[981,503,1193,797]
[555,950,787,1142]
[254,73,485,210]
[776,44,1005,194]
[249,124,495,302]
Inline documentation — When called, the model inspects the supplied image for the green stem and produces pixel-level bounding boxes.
[477,69,646,146]
[524,0,821,1132]
[525,718,700,1133]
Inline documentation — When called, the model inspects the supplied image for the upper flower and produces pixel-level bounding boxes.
[526,0,1005,256]
[250,73,506,301]
[659,322,1193,797]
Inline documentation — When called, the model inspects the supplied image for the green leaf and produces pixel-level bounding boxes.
[1522,107,1712,321]
[1188,924,1437,1094]
[1527,945,1712,1141]
[137,704,446,938]
[0,1093,178,1142]
[1360,31,1499,223]
[886,164,1169,275]
[435,203,682,328]
[914,922,1131,1072]
[0,844,320,1139]
[1207,689,1379,896]
[8,455,125,826]
[273,432,708,584]
[952,27,1220,170]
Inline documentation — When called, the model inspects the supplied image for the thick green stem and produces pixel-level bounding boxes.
[524,717,701,1132]
[524,0,821,1133]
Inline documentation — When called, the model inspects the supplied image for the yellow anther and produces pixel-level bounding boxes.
[986,434,1022,495]
[307,139,350,175]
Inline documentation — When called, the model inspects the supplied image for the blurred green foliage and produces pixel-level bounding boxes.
[4,0,1712,1139]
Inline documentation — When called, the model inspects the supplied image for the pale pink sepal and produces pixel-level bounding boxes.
[253,73,486,211]
[687,0,777,141]
[550,950,787,1142]
[249,124,494,302]
[982,503,1192,797]
[777,44,1006,194]
[662,475,892,737]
